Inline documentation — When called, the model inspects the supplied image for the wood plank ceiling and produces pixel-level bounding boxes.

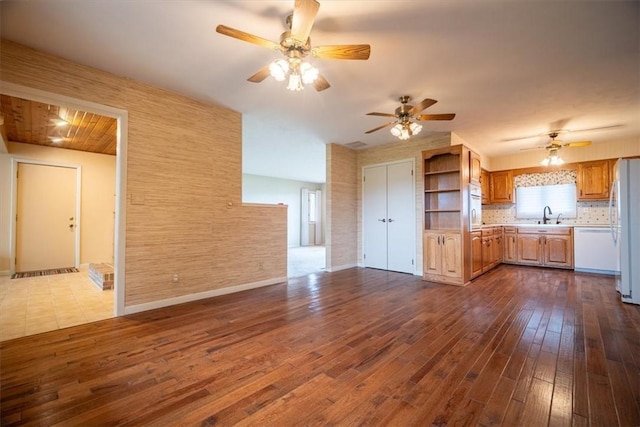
[0,94,117,155]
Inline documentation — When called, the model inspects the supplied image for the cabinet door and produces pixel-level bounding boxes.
[490,170,513,203]
[481,170,490,205]
[493,232,503,264]
[578,160,610,200]
[544,235,574,268]
[423,231,441,275]
[470,151,481,185]
[442,233,462,278]
[471,232,483,278]
[482,236,492,272]
[503,232,517,263]
[517,234,543,265]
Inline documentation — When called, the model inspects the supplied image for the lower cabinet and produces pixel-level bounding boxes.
[503,227,518,263]
[424,231,462,281]
[516,228,574,269]
[471,231,483,278]
[471,227,503,279]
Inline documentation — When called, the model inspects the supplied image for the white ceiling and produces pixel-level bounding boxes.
[2,1,639,183]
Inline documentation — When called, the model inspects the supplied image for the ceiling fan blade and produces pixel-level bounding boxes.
[520,146,546,151]
[312,74,331,92]
[409,98,437,116]
[564,141,591,147]
[366,112,396,118]
[415,113,456,121]
[247,64,271,83]
[216,25,280,50]
[290,0,320,42]
[311,44,371,60]
[365,121,395,134]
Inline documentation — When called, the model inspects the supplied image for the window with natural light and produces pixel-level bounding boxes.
[515,183,577,219]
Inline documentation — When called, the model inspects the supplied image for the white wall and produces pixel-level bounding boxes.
[242,174,324,248]
[0,142,116,273]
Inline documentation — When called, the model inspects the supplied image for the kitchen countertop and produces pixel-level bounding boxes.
[482,223,610,229]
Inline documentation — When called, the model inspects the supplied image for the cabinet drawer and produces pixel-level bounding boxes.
[503,226,516,234]
[517,227,572,235]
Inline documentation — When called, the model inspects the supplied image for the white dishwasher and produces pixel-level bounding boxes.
[574,227,620,275]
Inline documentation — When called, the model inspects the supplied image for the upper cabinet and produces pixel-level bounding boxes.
[577,160,611,200]
[469,151,481,185]
[490,170,514,204]
[480,169,490,205]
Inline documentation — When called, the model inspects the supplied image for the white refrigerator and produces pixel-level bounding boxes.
[610,158,640,305]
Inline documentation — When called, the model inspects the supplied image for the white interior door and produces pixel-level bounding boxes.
[387,161,414,273]
[363,161,414,273]
[16,163,77,272]
[363,165,388,269]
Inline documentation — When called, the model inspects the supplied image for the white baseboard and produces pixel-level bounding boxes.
[123,276,287,315]
[326,263,358,273]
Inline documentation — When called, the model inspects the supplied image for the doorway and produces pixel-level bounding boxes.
[362,160,415,274]
[2,82,127,321]
[15,162,79,272]
[300,188,322,246]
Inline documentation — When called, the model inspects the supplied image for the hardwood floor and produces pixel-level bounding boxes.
[1,266,639,426]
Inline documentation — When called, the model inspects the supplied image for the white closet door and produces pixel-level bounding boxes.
[363,161,414,273]
[363,165,388,269]
[387,161,414,273]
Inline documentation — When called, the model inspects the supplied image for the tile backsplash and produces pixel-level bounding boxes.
[483,201,612,225]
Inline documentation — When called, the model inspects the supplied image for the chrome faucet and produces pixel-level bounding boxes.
[543,205,552,224]
[556,213,562,224]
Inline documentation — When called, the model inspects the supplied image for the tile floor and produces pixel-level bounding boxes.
[0,267,114,342]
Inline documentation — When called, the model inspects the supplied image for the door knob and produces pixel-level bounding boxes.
[69,224,74,229]
[388,218,394,222]
[378,219,386,222]
[69,217,74,221]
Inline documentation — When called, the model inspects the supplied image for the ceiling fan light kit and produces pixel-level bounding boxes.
[390,121,423,140]
[540,148,564,166]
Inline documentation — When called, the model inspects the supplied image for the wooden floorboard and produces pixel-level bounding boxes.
[2,265,640,426]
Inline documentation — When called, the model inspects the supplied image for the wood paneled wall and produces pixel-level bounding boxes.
[326,143,358,271]
[356,133,451,274]
[0,40,287,307]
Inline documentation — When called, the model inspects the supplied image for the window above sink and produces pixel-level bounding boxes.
[515,183,577,219]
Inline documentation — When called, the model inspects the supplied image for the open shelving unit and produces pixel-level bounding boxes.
[423,148,462,230]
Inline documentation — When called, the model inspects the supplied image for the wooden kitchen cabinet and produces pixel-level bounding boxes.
[516,227,573,269]
[471,231,483,278]
[503,227,517,263]
[422,145,472,286]
[493,229,503,265]
[543,234,573,268]
[423,231,462,281]
[469,151,481,185]
[517,234,543,265]
[480,169,490,205]
[577,160,610,200]
[490,170,514,203]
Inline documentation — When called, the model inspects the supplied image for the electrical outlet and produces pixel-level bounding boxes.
[172,273,179,283]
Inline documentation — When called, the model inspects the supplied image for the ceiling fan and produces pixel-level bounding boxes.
[365,96,456,140]
[523,131,591,165]
[216,0,371,92]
